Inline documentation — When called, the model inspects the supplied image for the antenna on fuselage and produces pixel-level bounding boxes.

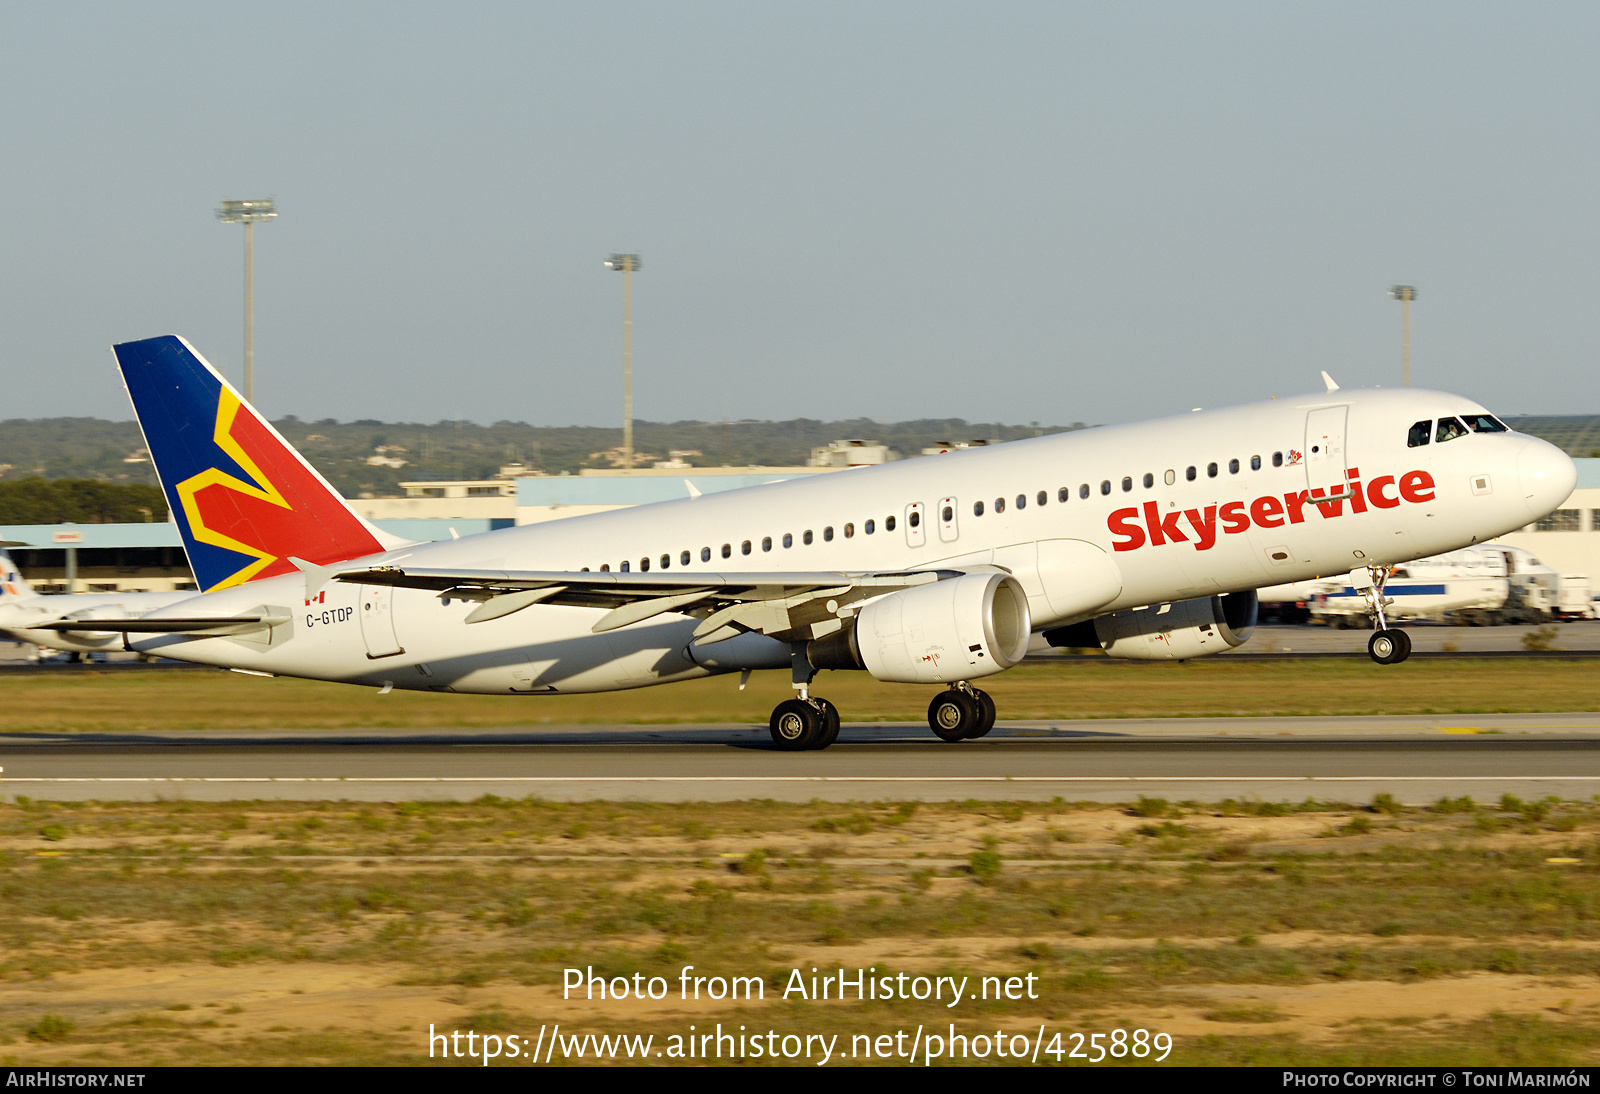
[1321,371,1340,393]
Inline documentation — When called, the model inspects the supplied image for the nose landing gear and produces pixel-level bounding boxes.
[1361,564,1412,664]
[928,683,997,741]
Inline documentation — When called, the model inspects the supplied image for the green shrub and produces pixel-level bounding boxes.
[27,1015,72,1042]
[967,850,1002,883]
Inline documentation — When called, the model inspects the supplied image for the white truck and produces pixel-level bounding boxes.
[1258,545,1586,626]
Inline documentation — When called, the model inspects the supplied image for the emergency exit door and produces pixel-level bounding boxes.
[359,585,405,658]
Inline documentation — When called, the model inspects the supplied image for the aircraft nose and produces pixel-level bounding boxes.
[1517,438,1577,521]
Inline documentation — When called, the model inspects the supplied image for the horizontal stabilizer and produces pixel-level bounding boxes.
[36,612,290,637]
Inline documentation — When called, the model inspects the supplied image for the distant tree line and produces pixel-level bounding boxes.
[0,479,167,525]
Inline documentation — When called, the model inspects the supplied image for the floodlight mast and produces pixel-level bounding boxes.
[216,199,278,405]
[605,254,642,470]
[1389,285,1417,388]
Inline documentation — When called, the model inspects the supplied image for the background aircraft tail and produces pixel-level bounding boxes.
[0,549,38,602]
[114,335,409,593]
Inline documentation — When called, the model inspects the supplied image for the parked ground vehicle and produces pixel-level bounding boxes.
[1258,545,1588,626]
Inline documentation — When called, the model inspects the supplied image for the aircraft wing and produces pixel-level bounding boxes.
[335,565,960,643]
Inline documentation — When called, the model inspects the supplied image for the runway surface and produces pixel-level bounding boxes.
[5,712,1600,804]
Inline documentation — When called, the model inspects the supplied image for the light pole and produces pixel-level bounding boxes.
[217,199,278,405]
[605,254,642,470]
[1389,285,1417,387]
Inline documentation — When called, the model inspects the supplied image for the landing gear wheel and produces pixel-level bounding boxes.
[1390,628,1411,663]
[928,690,979,742]
[812,698,841,750]
[966,690,997,739]
[1368,629,1411,665]
[770,698,822,751]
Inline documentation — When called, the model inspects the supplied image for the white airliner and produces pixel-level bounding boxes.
[0,549,192,656]
[75,337,1574,750]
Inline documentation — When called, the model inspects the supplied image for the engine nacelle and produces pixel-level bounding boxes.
[836,572,1031,683]
[1092,590,1257,661]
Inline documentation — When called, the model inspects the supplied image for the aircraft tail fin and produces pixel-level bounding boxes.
[0,549,38,602]
[113,336,410,593]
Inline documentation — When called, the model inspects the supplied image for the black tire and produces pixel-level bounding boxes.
[1368,630,1401,664]
[770,698,821,751]
[1390,628,1412,663]
[928,690,978,742]
[812,699,841,750]
[967,690,997,739]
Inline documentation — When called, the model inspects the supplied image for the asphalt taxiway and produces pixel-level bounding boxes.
[4,712,1600,805]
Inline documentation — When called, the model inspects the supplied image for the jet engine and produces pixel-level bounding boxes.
[808,572,1031,683]
[1045,590,1258,661]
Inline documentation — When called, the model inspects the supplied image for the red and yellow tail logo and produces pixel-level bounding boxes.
[173,388,384,591]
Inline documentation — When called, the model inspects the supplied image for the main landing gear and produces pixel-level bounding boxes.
[769,646,843,751]
[769,696,840,751]
[927,683,997,742]
[1362,563,1412,665]
[767,646,1000,750]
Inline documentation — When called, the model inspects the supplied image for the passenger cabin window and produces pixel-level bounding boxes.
[1186,466,1197,481]
[886,515,896,531]
[1164,470,1175,485]
[974,501,985,516]
[660,554,670,569]
[1207,462,1218,478]
[702,547,711,562]
[1436,417,1469,443]
[1058,487,1069,502]
[1037,491,1048,506]
[640,558,650,571]
[621,561,630,572]
[1079,484,1090,499]
[908,511,920,527]
[1016,494,1026,509]
[1100,481,1111,496]
[1142,473,1154,488]
[1228,458,1240,474]
[942,505,953,521]
[741,540,752,555]
[1464,413,1509,433]
[1121,477,1132,492]
[1251,455,1261,470]
[804,529,814,544]
[721,543,731,558]
[762,536,772,551]
[600,563,610,572]
[681,551,691,566]
[865,519,875,534]
[824,526,834,541]
[1407,420,1432,447]
[994,498,1005,513]
[1273,452,1283,467]
[844,523,855,538]
[782,533,792,548]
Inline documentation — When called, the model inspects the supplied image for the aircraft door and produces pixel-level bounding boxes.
[938,497,959,543]
[905,502,926,547]
[1305,406,1351,498]
[358,585,405,658]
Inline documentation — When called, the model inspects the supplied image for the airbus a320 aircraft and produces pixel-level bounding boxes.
[69,336,1574,751]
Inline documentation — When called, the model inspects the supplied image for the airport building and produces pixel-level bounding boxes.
[8,458,1600,595]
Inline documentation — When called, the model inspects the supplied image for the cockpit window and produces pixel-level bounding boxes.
[1462,413,1509,433]
[1435,417,1470,443]
[1407,420,1431,448]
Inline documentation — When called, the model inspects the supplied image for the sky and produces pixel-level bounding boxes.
[1,2,1596,428]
